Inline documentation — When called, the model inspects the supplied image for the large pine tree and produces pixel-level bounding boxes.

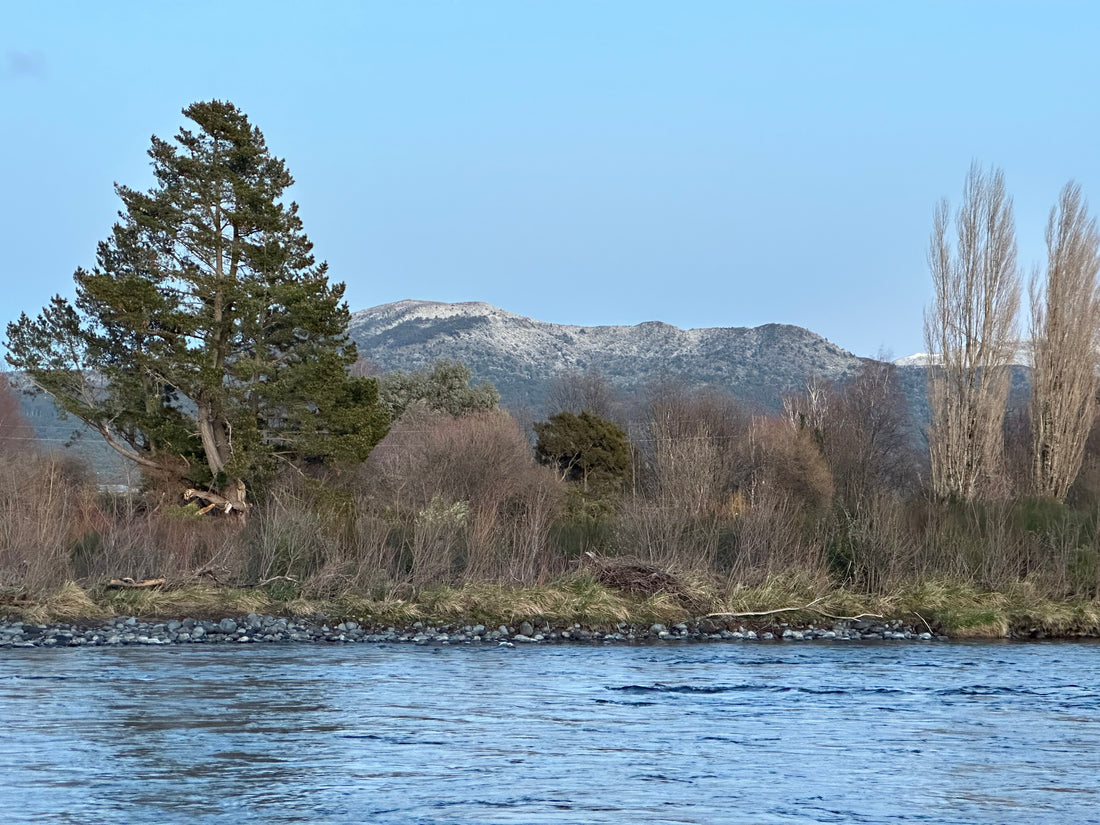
[6,100,388,516]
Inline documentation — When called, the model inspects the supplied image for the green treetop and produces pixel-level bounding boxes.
[534,410,630,494]
[378,360,500,421]
[5,100,389,517]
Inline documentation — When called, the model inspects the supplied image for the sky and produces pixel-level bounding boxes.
[4,1,1100,360]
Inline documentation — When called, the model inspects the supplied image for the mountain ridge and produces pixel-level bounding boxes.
[348,299,868,410]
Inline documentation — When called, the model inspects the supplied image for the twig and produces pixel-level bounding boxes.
[706,596,826,618]
[912,610,934,635]
[255,575,299,588]
[194,566,225,585]
[807,608,883,621]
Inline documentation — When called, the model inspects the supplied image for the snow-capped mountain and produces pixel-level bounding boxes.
[349,299,867,410]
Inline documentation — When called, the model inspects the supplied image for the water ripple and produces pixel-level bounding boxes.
[0,641,1098,824]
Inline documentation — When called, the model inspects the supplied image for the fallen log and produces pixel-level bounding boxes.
[184,487,249,516]
[105,578,167,590]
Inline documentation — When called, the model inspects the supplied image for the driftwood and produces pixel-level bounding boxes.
[106,577,167,590]
[254,575,299,589]
[183,488,248,516]
[707,597,883,622]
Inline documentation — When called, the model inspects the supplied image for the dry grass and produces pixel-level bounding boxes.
[97,584,277,620]
[342,574,696,628]
[19,581,111,624]
[4,574,1100,639]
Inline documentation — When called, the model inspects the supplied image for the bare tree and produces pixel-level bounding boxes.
[924,163,1020,500]
[782,375,830,436]
[1029,182,1100,501]
[546,368,626,424]
[785,362,917,512]
[0,375,36,457]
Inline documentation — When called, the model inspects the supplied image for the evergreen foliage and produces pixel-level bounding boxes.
[5,101,388,515]
[534,410,630,493]
[378,360,499,420]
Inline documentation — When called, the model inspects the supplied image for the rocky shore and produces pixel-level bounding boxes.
[0,614,945,648]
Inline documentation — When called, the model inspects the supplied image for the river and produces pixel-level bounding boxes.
[1,640,1097,824]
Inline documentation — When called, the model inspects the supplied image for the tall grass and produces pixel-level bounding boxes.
[5,398,1100,639]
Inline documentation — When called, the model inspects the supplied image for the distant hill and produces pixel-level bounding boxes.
[349,299,868,411]
[5,372,133,483]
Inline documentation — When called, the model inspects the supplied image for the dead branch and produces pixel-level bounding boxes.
[912,610,935,635]
[707,597,884,622]
[106,577,166,590]
[255,575,299,589]
[808,608,884,621]
[706,596,826,618]
[193,566,227,585]
[184,488,245,515]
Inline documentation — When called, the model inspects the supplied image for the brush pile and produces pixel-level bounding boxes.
[583,552,684,598]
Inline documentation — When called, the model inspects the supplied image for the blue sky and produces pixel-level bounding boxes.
[4,1,1100,359]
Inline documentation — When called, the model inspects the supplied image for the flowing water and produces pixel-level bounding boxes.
[1,640,1098,824]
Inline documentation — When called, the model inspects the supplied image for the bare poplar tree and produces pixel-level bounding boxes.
[924,163,1020,500]
[1029,182,1100,501]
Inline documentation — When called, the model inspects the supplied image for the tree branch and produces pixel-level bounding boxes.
[706,597,884,622]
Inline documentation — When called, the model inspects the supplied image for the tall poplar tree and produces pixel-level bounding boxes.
[5,101,388,517]
[1029,182,1100,501]
[924,163,1020,501]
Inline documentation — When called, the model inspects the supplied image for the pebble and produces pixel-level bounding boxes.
[0,614,949,649]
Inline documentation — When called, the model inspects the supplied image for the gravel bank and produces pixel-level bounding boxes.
[0,614,946,648]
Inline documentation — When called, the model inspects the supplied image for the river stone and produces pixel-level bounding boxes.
[650,623,667,635]
[191,625,206,639]
[218,618,237,634]
[518,622,534,637]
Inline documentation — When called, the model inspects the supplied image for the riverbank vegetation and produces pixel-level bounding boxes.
[3,364,1100,638]
[3,107,1100,639]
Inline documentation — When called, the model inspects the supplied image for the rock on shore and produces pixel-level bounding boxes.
[0,614,945,648]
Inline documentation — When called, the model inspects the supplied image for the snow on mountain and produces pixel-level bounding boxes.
[349,299,867,411]
[894,342,1032,369]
